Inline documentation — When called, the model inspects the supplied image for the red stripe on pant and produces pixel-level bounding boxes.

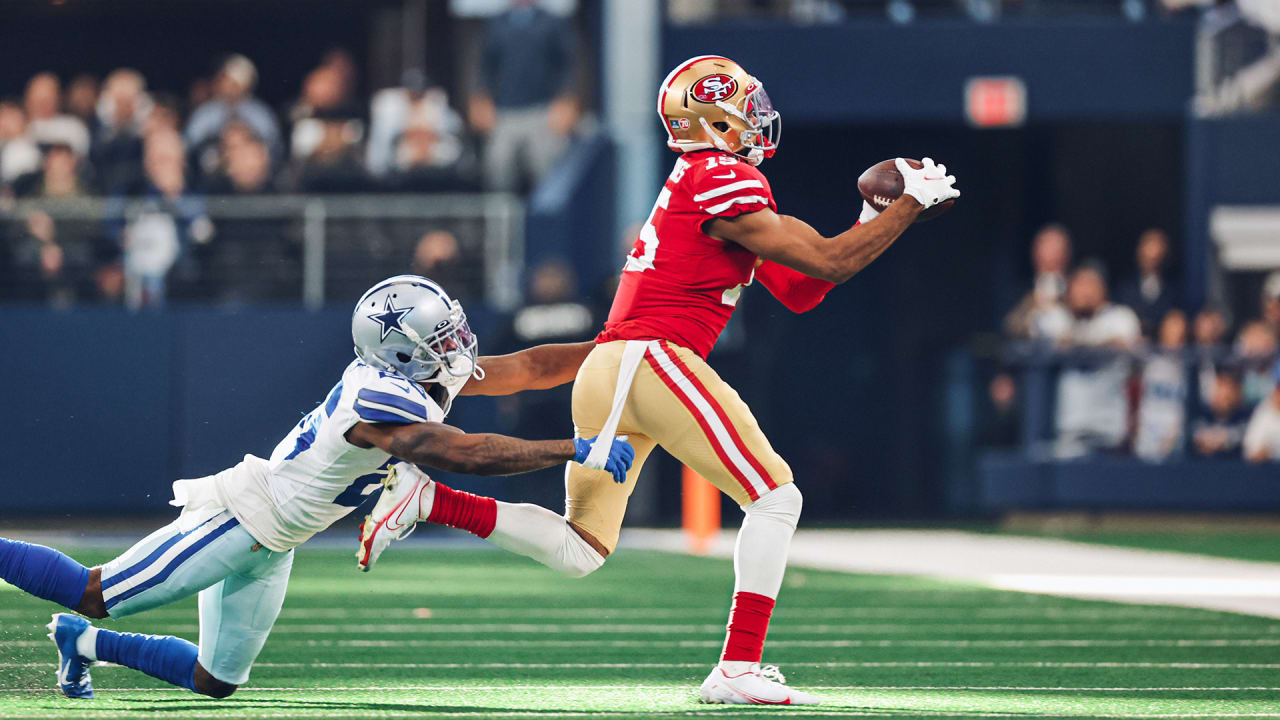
[721,591,776,663]
[659,340,777,491]
[644,351,760,501]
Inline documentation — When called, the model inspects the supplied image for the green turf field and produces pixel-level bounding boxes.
[2,544,1279,719]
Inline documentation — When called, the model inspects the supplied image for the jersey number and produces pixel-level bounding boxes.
[624,187,670,274]
[333,459,394,508]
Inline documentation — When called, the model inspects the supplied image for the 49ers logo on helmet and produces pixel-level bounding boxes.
[690,74,737,103]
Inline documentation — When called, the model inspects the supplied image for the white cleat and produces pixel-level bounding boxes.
[356,464,430,572]
[699,663,820,705]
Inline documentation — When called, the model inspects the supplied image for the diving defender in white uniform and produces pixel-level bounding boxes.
[0,275,633,699]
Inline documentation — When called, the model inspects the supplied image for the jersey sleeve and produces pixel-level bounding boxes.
[688,157,776,218]
[351,374,431,425]
[755,260,835,313]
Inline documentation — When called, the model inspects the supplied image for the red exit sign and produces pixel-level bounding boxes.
[965,77,1027,128]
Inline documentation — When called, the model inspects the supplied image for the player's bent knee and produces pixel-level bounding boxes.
[555,526,607,579]
[747,483,803,529]
[193,665,238,698]
[198,679,237,699]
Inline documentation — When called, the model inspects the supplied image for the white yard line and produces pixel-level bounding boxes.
[2,684,1279,692]
[7,661,1280,670]
[624,529,1280,619]
[0,707,1274,712]
[12,637,1280,649]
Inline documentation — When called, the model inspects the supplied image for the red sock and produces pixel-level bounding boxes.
[720,591,776,663]
[425,483,497,539]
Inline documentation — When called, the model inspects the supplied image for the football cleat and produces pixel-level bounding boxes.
[47,613,95,699]
[356,465,429,572]
[699,663,819,705]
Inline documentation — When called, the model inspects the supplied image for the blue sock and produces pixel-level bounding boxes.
[0,538,90,610]
[95,628,199,692]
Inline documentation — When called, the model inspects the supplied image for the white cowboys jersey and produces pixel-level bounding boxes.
[213,360,445,551]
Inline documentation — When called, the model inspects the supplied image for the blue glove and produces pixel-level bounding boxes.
[573,435,637,484]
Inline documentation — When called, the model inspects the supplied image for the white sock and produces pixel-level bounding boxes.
[732,483,802,598]
[415,480,437,520]
[718,660,756,676]
[486,502,605,578]
[76,625,99,661]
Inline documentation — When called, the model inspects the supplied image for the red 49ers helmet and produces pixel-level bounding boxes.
[657,55,780,166]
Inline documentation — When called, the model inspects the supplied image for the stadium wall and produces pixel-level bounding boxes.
[665,20,1196,123]
[0,307,504,516]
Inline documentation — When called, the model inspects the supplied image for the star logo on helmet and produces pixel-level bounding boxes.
[368,296,413,341]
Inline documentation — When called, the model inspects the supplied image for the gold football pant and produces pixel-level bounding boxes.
[567,339,794,553]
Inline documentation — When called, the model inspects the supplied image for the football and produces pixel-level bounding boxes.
[857,158,956,222]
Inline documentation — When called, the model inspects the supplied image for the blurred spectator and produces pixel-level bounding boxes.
[145,95,183,140]
[125,128,211,278]
[409,229,473,300]
[24,72,90,157]
[367,69,467,185]
[1191,366,1250,458]
[471,0,579,192]
[1004,224,1072,339]
[92,68,152,194]
[1193,305,1230,406]
[11,210,76,306]
[1134,309,1189,462]
[1234,319,1278,406]
[289,109,367,192]
[980,372,1021,448]
[204,122,276,194]
[1032,262,1142,456]
[506,259,593,346]
[65,74,100,135]
[282,53,358,175]
[289,50,358,121]
[1243,360,1280,462]
[1116,228,1178,338]
[17,142,89,198]
[0,100,40,187]
[186,55,282,171]
[1261,270,1280,339]
[106,127,210,308]
[411,230,461,275]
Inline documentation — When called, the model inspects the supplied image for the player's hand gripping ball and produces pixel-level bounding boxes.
[857,157,958,222]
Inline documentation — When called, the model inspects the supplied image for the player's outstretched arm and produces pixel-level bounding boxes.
[707,199,920,284]
[460,341,595,397]
[345,421,635,481]
[708,157,959,284]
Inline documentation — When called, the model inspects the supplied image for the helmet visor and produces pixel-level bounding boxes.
[742,84,780,157]
[412,301,478,379]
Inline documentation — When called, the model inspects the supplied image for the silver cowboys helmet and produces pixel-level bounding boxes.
[352,275,482,392]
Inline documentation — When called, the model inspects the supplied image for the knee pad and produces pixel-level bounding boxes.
[554,527,607,579]
[745,483,802,530]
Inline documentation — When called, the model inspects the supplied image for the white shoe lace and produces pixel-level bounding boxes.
[758,664,787,685]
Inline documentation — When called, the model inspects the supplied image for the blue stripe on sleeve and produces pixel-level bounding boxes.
[356,389,427,421]
[354,406,422,425]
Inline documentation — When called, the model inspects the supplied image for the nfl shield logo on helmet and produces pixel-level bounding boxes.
[691,74,737,103]
[669,117,690,130]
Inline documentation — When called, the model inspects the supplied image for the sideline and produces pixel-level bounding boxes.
[621,529,1280,620]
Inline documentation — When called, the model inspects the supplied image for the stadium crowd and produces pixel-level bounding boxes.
[988,224,1280,464]
[0,0,580,307]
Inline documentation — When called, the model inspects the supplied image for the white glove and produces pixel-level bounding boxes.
[895,157,960,209]
[858,199,880,224]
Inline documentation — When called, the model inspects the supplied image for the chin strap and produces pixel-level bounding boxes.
[698,117,734,153]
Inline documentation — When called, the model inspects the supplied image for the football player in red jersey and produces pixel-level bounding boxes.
[359,55,959,705]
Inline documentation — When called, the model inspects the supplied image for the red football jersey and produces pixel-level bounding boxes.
[598,150,777,359]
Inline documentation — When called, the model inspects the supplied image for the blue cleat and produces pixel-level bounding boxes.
[46,613,95,699]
